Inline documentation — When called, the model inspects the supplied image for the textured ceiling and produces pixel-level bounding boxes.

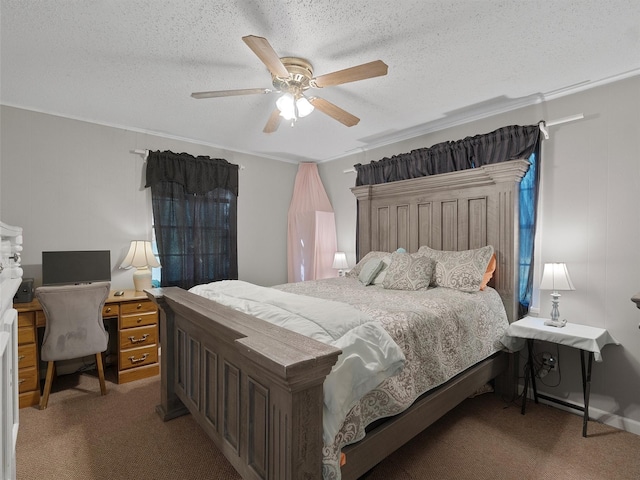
[2,1,639,163]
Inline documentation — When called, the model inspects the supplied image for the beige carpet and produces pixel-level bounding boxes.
[17,368,640,479]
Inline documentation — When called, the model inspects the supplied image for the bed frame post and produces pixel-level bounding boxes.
[147,289,190,421]
[353,185,373,257]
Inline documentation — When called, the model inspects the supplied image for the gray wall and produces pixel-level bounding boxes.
[0,106,297,290]
[319,75,640,434]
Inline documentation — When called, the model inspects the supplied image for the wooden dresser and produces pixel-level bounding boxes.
[14,289,159,408]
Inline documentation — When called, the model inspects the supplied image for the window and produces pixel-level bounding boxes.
[518,152,539,316]
[146,151,239,289]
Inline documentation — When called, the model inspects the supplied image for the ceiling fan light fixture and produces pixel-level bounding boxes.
[296,95,314,117]
[276,93,314,121]
[276,93,296,120]
[192,36,387,133]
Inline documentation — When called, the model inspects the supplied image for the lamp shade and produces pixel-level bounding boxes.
[539,263,575,291]
[332,252,349,270]
[120,240,160,291]
[120,240,161,269]
[276,93,314,120]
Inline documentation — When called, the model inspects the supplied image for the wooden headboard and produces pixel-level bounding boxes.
[351,159,530,323]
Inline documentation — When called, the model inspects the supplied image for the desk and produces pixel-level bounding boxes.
[503,316,618,437]
[14,290,159,408]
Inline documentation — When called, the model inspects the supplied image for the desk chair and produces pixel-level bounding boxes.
[35,282,110,409]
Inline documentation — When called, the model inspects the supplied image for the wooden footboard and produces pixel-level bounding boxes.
[147,287,340,480]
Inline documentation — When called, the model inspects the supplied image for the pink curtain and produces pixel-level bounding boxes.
[288,163,338,282]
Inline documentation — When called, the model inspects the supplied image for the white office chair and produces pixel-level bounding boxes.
[35,282,110,409]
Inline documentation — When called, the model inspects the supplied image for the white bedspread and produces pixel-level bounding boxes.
[189,280,406,443]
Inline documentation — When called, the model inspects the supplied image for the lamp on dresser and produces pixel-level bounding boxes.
[540,262,575,327]
[119,240,160,291]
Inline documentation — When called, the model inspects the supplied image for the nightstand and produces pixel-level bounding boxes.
[503,316,619,437]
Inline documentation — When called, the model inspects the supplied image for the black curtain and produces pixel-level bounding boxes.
[145,151,239,289]
[355,124,540,185]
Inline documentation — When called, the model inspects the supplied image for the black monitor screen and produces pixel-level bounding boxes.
[42,250,112,286]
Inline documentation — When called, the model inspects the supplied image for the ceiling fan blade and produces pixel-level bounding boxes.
[312,60,388,88]
[263,109,282,133]
[309,97,360,127]
[242,35,290,78]
[191,88,272,99]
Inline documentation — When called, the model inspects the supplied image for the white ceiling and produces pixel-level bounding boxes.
[2,1,639,163]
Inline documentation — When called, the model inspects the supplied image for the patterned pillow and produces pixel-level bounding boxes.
[417,245,495,292]
[382,252,434,291]
[346,251,390,278]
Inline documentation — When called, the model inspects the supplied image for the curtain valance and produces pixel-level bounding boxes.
[145,150,239,196]
[354,124,540,185]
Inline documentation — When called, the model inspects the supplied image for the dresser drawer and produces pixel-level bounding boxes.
[18,366,38,393]
[17,311,35,328]
[102,304,119,318]
[119,325,157,349]
[18,343,37,369]
[18,325,35,345]
[120,301,157,315]
[119,344,158,370]
[120,311,157,329]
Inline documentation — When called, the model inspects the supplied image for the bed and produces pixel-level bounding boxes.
[147,158,529,480]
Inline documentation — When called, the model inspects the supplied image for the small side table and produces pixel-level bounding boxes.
[503,316,619,437]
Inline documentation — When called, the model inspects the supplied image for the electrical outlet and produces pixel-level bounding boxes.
[542,352,557,370]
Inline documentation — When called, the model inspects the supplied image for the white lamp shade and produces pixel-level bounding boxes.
[295,95,314,117]
[540,263,575,291]
[332,252,349,270]
[120,241,160,291]
[276,93,314,120]
[120,241,161,269]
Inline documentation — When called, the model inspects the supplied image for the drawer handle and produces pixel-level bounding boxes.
[128,334,149,344]
[18,378,26,385]
[105,307,112,313]
[136,303,143,310]
[128,353,149,364]
[18,355,25,361]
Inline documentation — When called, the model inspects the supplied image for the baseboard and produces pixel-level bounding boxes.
[533,392,640,436]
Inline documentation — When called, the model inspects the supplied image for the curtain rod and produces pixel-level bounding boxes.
[539,113,584,139]
[132,149,245,169]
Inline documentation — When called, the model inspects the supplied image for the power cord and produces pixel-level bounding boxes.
[509,341,562,408]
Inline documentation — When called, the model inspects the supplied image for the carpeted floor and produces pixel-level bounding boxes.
[16,368,640,479]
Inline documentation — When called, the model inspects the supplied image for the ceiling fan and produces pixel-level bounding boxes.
[191,35,388,133]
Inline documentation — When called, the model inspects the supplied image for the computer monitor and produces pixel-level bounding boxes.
[42,250,111,286]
